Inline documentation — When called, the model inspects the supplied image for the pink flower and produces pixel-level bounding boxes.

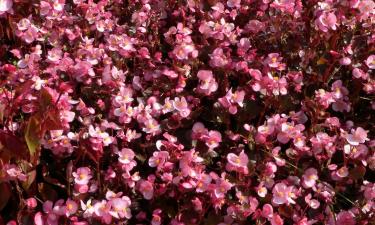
[25,198,37,209]
[315,89,335,108]
[2,164,27,182]
[262,204,274,219]
[0,0,12,13]
[346,127,369,145]
[72,167,92,185]
[358,0,375,20]
[226,151,249,174]
[213,174,233,198]
[109,197,132,219]
[316,12,337,32]
[65,199,78,217]
[330,211,356,225]
[142,118,161,135]
[365,55,375,69]
[218,89,245,114]
[209,48,229,68]
[204,130,222,150]
[336,166,349,178]
[195,173,212,192]
[310,132,336,154]
[179,149,204,177]
[272,183,296,205]
[148,151,169,169]
[197,70,218,95]
[173,97,190,118]
[93,200,112,224]
[138,180,154,200]
[339,57,351,65]
[23,25,39,44]
[191,197,203,212]
[173,44,198,60]
[117,148,136,165]
[352,68,368,80]
[151,209,162,225]
[227,0,241,8]
[192,122,209,139]
[271,0,295,13]
[331,80,349,100]
[265,53,283,68]
[302,168,319,188]
[269,214,284,225]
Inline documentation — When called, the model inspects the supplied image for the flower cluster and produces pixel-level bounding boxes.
[0,0,374,225]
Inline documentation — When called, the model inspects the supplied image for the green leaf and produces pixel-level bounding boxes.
[25,116,40,161]
[19,161,36,191]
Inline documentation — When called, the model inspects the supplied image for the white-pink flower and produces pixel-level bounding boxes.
[138,180,154,200]
[109,197,132,219]
[226,150,249,174]
[72,167,92,185]
[204,130,222,150]
[346,127,369,146]
[365,55,375,69]
[302,168,318,188]
[315,12,337,32]
[272,183,296,205]
[0,0,12,13]
[197,70,218,95]
[173,96,191,118]
[117,148,136,165]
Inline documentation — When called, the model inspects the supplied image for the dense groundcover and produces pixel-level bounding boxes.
[0,0,374,224]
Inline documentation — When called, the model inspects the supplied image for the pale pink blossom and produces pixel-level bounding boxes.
[195,173,212,193]
[271,0,295,13]
[227,0,241,8]
[352,68,368,80]
[226,151,249,174]
[272,183,296,205]
[365,55,375,69]
[346,127,369,145]
[138,180,154,200]
[302,168,319,188]
[148,151,169,168]
[108,197,132,219]
[316,12,337,32]
[0,0,12,13]
[117,148,136,165]
[197,70,218,95]
[173,97,190,118]
[65,199,78,217]
[209,48,229,68]
[72,167,92,185]
[213,174,233,198]
[204,130,222,150]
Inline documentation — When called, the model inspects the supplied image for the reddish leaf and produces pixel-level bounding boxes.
[41,109,63,132]
[349,166,366,180]
[0,182,11,211]
[39,88,54,113]
[38,183,58,202]
[0,130,28,159]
